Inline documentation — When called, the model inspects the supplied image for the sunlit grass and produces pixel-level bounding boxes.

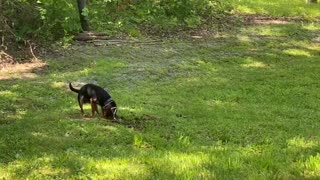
[241,57,268,68]
[303,23,320,31]
[0,91,18,98]
[288,137,318,149]
[299,153,320,178]
[283,49,312,57]
[230,0,320,17]
[0,21,320,179]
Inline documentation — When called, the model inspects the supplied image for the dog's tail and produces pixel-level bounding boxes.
[69,82,80,93]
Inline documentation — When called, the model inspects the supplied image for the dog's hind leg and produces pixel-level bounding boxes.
[78,95,86,117]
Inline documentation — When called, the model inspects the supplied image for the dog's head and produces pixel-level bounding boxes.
[103,101,117,120]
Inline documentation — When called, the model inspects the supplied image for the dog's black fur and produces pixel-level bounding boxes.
[69,82,117,120]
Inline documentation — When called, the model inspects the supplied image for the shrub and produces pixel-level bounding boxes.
[0,0,231,43]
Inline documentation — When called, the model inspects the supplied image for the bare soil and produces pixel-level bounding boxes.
[0,61,47,80]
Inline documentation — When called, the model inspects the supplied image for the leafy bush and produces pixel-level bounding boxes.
[88,0,232,35]
[0,0,231,43]
[1,0,80,41]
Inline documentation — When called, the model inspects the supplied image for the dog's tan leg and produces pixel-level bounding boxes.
[80,105,85,116]
[101,107,106,118]
[90,98,96,118]
[79,96,86,117]
[93,101,100,116]
[94,103,99,115]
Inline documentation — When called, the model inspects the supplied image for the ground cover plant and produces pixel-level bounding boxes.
[0,17,320,178]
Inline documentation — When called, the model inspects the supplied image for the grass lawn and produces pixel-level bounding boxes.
[230,0,320,17]
[0,20,320,178]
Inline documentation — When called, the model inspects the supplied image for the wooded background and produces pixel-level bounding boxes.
[0,0,318,62]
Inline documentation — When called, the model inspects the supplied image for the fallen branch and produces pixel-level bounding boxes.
[0,50,13,58]
[92,39,163,46]
[74,32,110,41]
[0,50,14,66]
[27,40,38,61]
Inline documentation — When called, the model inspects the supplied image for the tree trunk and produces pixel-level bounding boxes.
[0,0,4,38]
[0,0,2,19]
[306,0,318,3]
[77,0,90,32]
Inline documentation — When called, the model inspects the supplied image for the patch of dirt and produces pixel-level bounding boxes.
[0,61,48,80]
[243,14,311,25]
[119,114,159,130]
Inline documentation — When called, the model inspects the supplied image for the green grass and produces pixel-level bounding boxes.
[230,0,320,17]
[0,21,320,179]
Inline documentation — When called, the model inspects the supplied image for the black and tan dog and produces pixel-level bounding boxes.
[69,82,117,120]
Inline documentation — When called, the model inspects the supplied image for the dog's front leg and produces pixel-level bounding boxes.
[101,107,106,118]
[94,103,100,115]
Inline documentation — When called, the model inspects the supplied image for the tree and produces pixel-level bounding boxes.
[77,0,90,32]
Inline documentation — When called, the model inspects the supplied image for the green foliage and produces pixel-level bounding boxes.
[1,0,320,43]
[1,0,80,41]
[87,0,231,34]
[1,0,231,42]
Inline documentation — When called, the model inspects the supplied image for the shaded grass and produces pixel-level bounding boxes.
[230,0,320,17]
[0,21,320,179]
